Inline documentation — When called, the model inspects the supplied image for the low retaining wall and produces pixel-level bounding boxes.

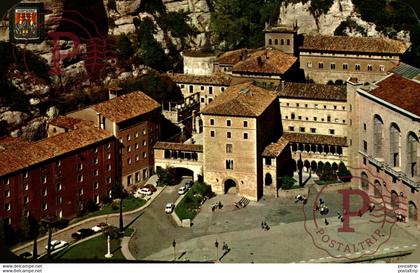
[313,180,357,193]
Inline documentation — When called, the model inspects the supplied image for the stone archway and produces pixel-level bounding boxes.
[361,172,369,190]
[224,179,238,194]
[265,173,272,186]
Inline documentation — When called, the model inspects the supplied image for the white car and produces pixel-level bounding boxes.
[139,187,152,196]
[165,203,175,213]
[178,186,188,195]
[91,225,102,233]
[45,240,68,251]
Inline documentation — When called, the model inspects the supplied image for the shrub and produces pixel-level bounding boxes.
[281,176,296,190]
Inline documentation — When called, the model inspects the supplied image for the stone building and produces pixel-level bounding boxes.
[347,74,420,226]
[167,73,232,109]
[0,118,117,229]
[201,82,284,201]
[68,91,161,189]
[230,48,299,87]
[277,82,349,170]
[182,50,217,76]
[299,35,409,84]
[263,23,298,55]
[214,48,249,74]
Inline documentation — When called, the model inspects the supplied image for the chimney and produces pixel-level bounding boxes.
[109,86,123,100]
[281,80,285,90]
[97,113,105,129]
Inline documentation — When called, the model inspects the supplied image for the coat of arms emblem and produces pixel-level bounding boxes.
[9,3,44,43]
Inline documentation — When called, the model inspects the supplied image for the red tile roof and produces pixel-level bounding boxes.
[0,121,114,177]
[167,73,232,86]
[232,49,297,75]
[278,82,347,101]
[91,91,160,123]
[216,48,249,65]
[49,116,83,129]
[262,136,289,157]
[201,82,278,117]
[154,142,203,152]
[283,133,347,146]
[369,74,420,116]
[301,35,410,55]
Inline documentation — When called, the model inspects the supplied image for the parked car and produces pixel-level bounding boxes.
[139,187,152,196]
[71,228,94,240]
[178,186,188,195]
[143,184,157,192]
[185,180,193,189]
[91,225,103,233]
[165,203,175,214]
[45,240,68,251]
[19,251,33,259]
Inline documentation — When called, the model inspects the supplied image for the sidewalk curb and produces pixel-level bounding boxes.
[121,228,137,261]
[12,186,167,254]
[171,193,186,227]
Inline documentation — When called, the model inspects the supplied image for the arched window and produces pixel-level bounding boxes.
[373,115,384,158]
[390,123,401,167]
[291,113,295,120]
[407,132,418,177]
[391,190,399,209]
[268,39,272,45]
[281,39,284,45]
[374,180,382,198]
[275,39,278,45]
[361,172,369,190]
[287,39,290,45]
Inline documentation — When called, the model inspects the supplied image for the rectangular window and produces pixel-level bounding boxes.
[127,145,131,152]
[56,160,61,167]
[143,152,147,158]
[367,64,373,71]
[288,126,294,131]
[208,98,213,103]
[210,131,215,137]
[127,158,132,165]
[209,86,213,94]
[318,62,324,69]
[107,177,112,184]
[343,63,348,70]
[42,188,47,196]
[200,86,204,90]
[327,115,331,122]
[57,196,62,204]
[135,143,139,150]
[243,121,248,127]
[79,188,83,196]
[127,134,131,141]
[311,128,316,133]
[300,127,305,133]
[143,140,147,146]
[227,120,231,126]
[41,176,47,184]
[107,164,111,171]
[226,144,233,153]
[363,140,368,153]
[313,117,317,121]
[94,182,99,189]
[330,63,336,70]
[142,128,146,135]
[135,154,139,161]
[244,133,248,139]
[200,98,205,103]
[78,163,83,171]
[5,203,11,211]
[227,132,231,138]
[24,183,28,191]
[24,196,29,204]
[107,153,111,160]
[355,64,361,71]
[363,123,367,131]
[5,189,10,198]
[94,157,99,164]
[210,119,214,125]
[56,183,62,191]
[329,129,335,135]
[24,172,29,178]
[226,160,234,170]
[266,158,272,166]
[94,169,99,176]
[379,65,385,72]
[78,175,83,182]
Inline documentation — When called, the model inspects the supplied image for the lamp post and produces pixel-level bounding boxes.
[172,240,176,261]
[40,215,58,259]
[104,235,113,258]
[214,240,219,262]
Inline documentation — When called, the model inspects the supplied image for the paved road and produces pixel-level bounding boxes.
[129,186,420,263]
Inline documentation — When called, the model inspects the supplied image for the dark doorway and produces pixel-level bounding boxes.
[224,179,237,194]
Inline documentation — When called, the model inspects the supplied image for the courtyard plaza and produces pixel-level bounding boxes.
[128,183,418,263]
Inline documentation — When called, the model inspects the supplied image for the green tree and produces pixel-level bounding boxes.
[156,167,175,186]
[116,34,134,60]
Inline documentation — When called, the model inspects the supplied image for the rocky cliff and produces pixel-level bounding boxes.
[278,0,409,40]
